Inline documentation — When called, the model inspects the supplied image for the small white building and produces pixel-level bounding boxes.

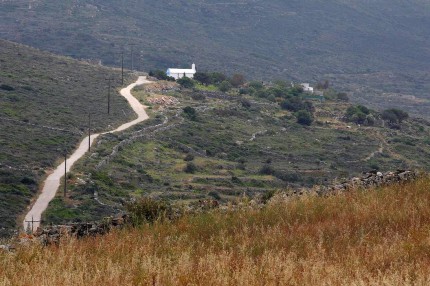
[166,63,196,80]
[301,83,314,93]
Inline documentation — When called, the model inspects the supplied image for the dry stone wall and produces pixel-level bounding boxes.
[1,170,418,249]
[317,170,418,195]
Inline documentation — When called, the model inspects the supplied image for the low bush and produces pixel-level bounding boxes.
[382,108,409,124]
[0,84,14,91]
[125,197,173,225]
[259,164,275,175]
[184,162,197,173]
[296,110,313,126]
[183,106,197,121]
[177,77,195,88]
[149,70,175,81]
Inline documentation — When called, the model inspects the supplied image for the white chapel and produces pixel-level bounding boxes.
[166,63,196,80]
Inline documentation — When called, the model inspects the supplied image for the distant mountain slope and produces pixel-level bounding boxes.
[1,1,429,117]
[0,39,132,236]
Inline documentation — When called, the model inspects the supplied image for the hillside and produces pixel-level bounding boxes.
[0,40,134,236]
[42,79,430,224]
[0,0,429,117]
[2,177,430,285]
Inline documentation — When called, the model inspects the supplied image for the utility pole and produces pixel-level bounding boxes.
[106,78,113,114]
[25,216,40,233]
[121,50,124,85]
[88,112,91,151]
[130,43,136,72]
[64,151,67,198]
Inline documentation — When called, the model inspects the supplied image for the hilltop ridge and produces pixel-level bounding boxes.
[1,0,429,117]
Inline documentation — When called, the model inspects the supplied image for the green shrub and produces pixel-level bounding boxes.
[230,73,245,87]
[208,191,221,200]
[239,88,249,95]
[148,70,175,81]
[183,106,197,121]
[177,77,195,88]
[193,72,211,85]
[296,110,313,126]
[336,92,349,101]
[231,176,242,185]
[259,164,275,175]
[382,108,409,124]
[125,197,173,225]
[184,162,197,173]
[281,97,313,113]
[218,80,232,92]
[184,154,195,161]
[261,190,276,204]
[248,81,264,90]
[241,99,251,109]
[345,105,372,124]
[209,72,227,84]
[0,84,14,91]
[274,171,301,182]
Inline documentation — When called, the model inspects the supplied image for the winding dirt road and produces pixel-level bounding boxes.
[23,76,151,231]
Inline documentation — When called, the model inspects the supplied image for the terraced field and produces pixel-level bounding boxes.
[43,81,430,224]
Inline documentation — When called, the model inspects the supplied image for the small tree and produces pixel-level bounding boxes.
[210,72,227,84]
[230,73,246,87]
[184,154,195,161]
[259,164,275,175]
[382,108,409,124]
[248,81,264,90]
[184,162,197,173]
[241,99,251,109]
[336,92,349,101]
[296,110,313,126]
[183,106,197,121]
[194,72,211,85]
[316,80,330,90]
[149,70,175,81]
[177,77,195,88]
[280,97,313,112]
[345,105,371,125]
[218,80,232,92]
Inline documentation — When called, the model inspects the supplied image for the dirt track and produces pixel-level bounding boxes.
[23,76,151,231]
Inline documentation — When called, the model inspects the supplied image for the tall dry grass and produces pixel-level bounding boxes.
[2,178,430,285]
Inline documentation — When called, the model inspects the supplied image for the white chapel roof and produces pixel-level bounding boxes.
[167,68,195,74]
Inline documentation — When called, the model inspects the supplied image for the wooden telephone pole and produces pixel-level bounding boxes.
[25,216,40,233]
[88,112,91,151]
[130,43,136,72]
[106,78,113,114]
[64,151,67,198]
[121,51,124,85]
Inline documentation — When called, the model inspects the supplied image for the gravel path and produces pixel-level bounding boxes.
[23,76,151,231]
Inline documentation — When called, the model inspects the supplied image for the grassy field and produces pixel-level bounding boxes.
[42,81,430,224]
[2,177,430,285]
[0,39,135,235]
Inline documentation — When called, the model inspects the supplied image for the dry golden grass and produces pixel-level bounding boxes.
[2,178,430,285]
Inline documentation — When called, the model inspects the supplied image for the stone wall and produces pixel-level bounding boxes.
[1,170,419,249]
[32,214,129,245]
[317,170,419,195]
[273,170,420,200]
